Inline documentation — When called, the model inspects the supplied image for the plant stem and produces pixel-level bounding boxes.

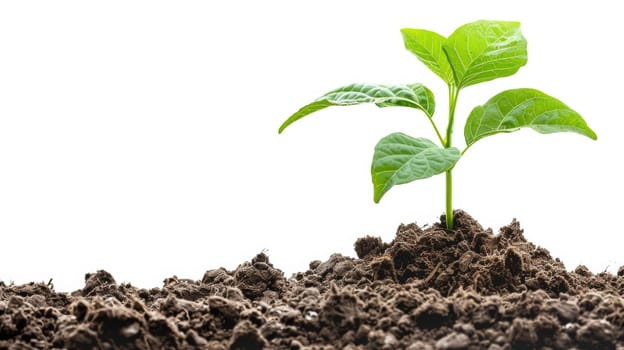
[445,84,460,230]
[445,169,453,229]
[428,117,445,145]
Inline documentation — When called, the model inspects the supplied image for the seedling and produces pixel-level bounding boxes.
[279,20,596,230]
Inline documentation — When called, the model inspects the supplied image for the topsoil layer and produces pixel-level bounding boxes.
[2,210,624,349]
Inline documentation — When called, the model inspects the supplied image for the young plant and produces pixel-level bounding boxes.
[278,20,597,230]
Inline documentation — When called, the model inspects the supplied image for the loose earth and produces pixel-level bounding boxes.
[1,211,623,349]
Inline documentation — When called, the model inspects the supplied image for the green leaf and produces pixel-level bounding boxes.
[372,133,461,203]
[278,83,435,133]
[443,20,527,88]
[401,28,454,84]
[464,88,598,147]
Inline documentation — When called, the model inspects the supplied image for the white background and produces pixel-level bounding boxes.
[0,1,620,292]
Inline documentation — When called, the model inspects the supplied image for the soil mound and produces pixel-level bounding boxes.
[2,211,624,349]
[349,210,620,297]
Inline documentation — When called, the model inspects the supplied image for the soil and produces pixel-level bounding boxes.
[2,210,624,349]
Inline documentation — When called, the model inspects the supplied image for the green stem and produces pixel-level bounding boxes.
[428,117,445,146]
[445,169,453,228]
[445,84,460,230]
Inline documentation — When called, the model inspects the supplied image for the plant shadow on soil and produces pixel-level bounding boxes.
[2,210,624,349]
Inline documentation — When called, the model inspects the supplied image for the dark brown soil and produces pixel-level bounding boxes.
[2,210,624,349]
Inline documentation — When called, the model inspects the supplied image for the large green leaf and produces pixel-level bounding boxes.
[401,28,454,85]
[372,133,461,203]
[465,88,598,147]
[278,83,435,133]
[443,20,527,88]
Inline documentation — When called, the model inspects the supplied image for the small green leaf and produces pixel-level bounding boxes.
[372,133,460,203]
[278,83,435,133]
[443,20,527,88]
[401,28,454,84]
[465,88,598,147]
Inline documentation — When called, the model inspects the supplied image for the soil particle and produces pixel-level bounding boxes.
[54,325,100,350]
[202,268,233,285]
[407,341,434,350]
[508,317,537,349]
[208,296,242,329]
[2,210,624,348]
[412,298,451,329]
[78,270,126,301]
[371,255,398,282]
[233,252,286,300]
[546,299,580,323]
[229,320,267,350]
[434,332,470,349]
[320,283,361,332]
[576,319,616,350]
[354,235,386,259]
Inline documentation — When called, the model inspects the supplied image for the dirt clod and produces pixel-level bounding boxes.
[1,210,623,348]
[434,332,470,350]
[229,320,267,350]
[354,235,385,259]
